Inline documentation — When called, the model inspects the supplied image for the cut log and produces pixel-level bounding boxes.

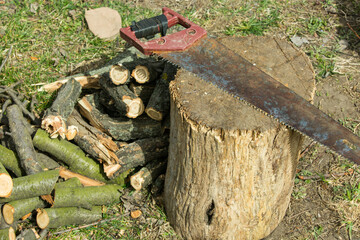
[0,145,23,177]
[33,129,107,182]
[54,177,82,189]
[0,162,12,198]
[151,174,165,197]
[109,64,130,85]
[15,228,38,240]
[40,47,151,93]
[145,62,177,121]
[0,169,59,203]
[131,65,159,84]
[36,206,103,229]
[165,36,316,239]
[66,109,119,165]
[130,159,167,191]
[41,78,82,139]
[53,184,122,209]
[36,152,60,170]
[129,82,155,105]
[7,104,42,175]
[58,167,105,187]
[38,75,101,93]
[109,136,169,178]
[0,227,15,240]
[98,77,144,118]
[3,197,46,224]
[78,94,162,141]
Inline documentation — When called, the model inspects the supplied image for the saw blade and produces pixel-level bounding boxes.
[155,37,360,165]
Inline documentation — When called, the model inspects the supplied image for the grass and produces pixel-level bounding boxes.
[1,0,360,239]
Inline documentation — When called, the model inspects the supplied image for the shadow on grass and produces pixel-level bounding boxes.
[335,0,360,54]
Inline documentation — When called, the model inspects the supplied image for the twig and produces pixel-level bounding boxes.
[5,88,35,121]
[0,98,12,122]
[347,22,360,40]
[50,213,127,236]
[299,141,315,159]
[297,169,354,180]
[0,45,13,73]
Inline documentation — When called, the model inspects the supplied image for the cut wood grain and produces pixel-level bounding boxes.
[109,64,130,85]
[0,162,12,198]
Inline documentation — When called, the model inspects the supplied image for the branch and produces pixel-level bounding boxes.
[0,45,13,74]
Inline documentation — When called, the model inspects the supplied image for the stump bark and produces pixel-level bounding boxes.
[164,36,315,240]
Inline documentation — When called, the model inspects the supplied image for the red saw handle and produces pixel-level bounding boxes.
[120,7,207,55]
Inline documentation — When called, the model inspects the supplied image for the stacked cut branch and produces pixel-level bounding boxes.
[0,46,175,237]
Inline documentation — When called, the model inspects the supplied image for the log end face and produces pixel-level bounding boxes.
[0,173,13,198]
[110,65,130,85]
[36,208,50,229]
[41,115,67,139]
[124,98,144,118]
[2,204,15,225]
[145,107,163,121]
[8,227,15,240]
[130,172,144,191]
[132,65,150,84]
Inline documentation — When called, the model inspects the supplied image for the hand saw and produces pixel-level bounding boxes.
[120,7,360,165]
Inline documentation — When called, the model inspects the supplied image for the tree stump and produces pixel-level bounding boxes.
[164,36,315,240]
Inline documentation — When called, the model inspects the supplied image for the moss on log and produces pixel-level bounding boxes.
[53,184,122,209]
[36,206,103,229]
[33,129,107,182]
[0,227,15,240]
[0,169,59,203]
[0,144,23,177]
[3,197,46,224]
[54,177,82,190]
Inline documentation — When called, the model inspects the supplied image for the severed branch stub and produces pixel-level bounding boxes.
[99,77,144,118]
[130,159,167,191]
[41,78,82,139]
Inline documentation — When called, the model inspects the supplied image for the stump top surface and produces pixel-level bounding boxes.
[171,36,315,131]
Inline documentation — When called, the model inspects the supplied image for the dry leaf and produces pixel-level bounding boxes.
[130,209,142,219]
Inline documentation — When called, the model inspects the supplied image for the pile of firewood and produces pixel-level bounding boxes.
[0,47,175,239]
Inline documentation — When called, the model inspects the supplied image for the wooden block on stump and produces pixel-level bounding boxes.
[164,36,315,240]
